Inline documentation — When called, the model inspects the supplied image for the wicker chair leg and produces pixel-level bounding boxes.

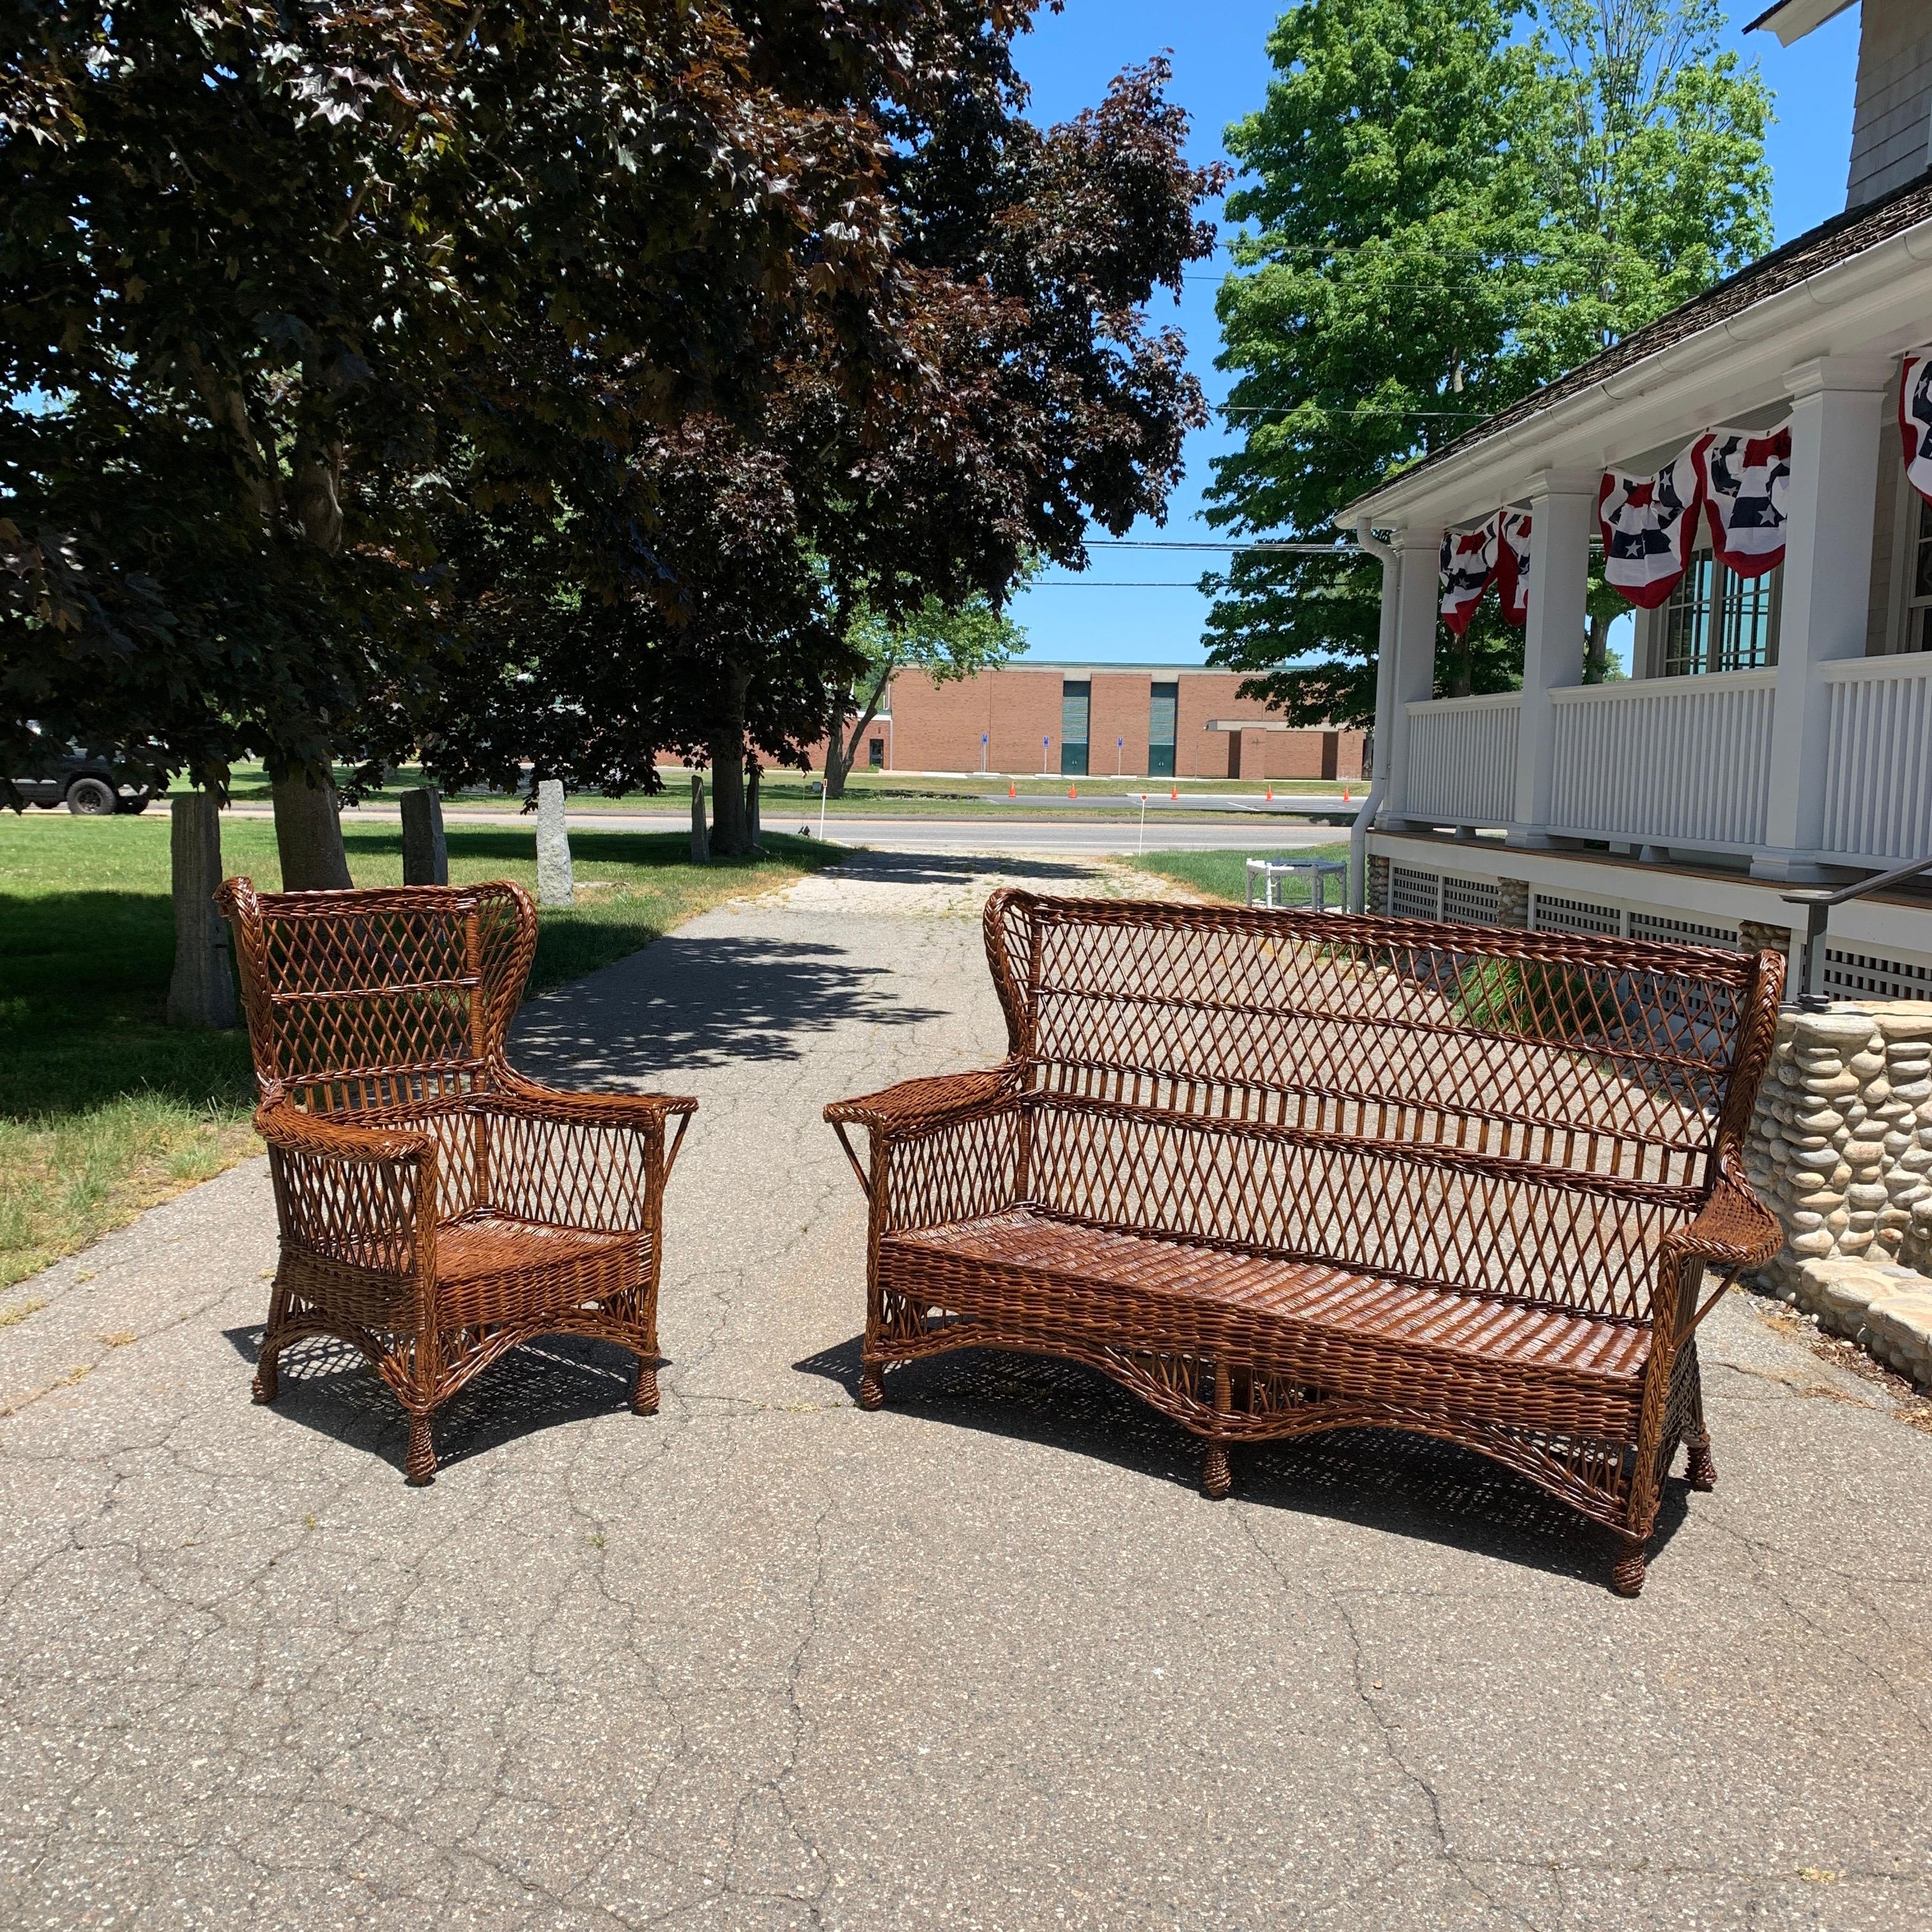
[857,1365,886,1411]
[632,1361,660,1417]
[1610,1544,1647,1597]
[1201,1441,1232,1500]
[251,1349,280,1406]
[405,1411,437,1487]
[1685,1438,1717,1491]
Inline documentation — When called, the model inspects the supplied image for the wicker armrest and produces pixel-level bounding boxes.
[1655,1158,1784,1338]
[256,1099,436,1277]
[490,1073,699,1133]
[824,1063,1025,1137]
[1680,1174,1784,1269]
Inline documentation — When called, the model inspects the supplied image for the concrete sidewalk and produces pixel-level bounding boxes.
[2,850,1928,1930]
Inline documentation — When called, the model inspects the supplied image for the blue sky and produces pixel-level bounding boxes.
[1005,0,1863,666]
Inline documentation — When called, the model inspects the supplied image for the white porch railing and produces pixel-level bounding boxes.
[1820,650,1932,863]
[1546,669,1777,851]
[1402,693,1520,826]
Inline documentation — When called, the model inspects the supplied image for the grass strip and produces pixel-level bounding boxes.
[0,813,836,1287]
[1127,844,1352,907]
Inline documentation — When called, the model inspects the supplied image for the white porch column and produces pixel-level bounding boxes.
[1376,526,1442,830]
[1509,470,1597,847]
[1751,356,1893,880]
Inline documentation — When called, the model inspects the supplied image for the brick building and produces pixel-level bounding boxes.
[821,663,1365,781]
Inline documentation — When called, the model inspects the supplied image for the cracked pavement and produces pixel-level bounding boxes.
[3,848,1929,1931]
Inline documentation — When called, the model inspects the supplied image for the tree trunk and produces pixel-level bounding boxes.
[1583,611,1612,684]
[270,770,351,890]
[746,758,760,850]
[822,717,853,801]
[708,739,749,855]
[824,661,893,801]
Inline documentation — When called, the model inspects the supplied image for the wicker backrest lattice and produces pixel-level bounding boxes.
[981,893,1778,1321]
[220,880,536,1116]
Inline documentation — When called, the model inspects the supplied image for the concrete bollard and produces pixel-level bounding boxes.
[535,778,573,907]
[690,773,709,864]
[167,793,238,1029]
[400,786,448,886]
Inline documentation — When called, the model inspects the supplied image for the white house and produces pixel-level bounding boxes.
[1347,0,1932,1002]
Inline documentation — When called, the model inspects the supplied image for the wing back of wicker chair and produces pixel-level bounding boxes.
[220,878,535,1219]
[981,889,1783,1324]
[221,878,534,1112]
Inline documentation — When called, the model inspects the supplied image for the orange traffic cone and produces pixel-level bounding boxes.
[1343,785,1351,803]
[1008,779,1016,797]
[1069,783,1077,799]
[1266,785,1273,802]
[1170,786,1177,801]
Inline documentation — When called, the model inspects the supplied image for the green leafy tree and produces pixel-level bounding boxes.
[425,48,1222,852]
[1201,0,1772,723]
[1,1,907,880]
[823,590,1027,799]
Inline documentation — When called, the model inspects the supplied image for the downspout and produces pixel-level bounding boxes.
[1349,516,1402,912]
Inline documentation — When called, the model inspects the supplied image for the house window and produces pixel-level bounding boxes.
[1059,680,1091,777]
[1906,495,1932,653]
[1660,549,1779,675]
[868,736,884,769]
[1147,680,1177,778]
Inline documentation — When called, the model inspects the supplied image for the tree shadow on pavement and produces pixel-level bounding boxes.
[795,1337,1690,1595]
[816,848,1106,887]
[510,935,944,1080]
[224,1324,647,1476]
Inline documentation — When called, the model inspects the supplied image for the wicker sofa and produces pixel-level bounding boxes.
[826,891,1786,1593]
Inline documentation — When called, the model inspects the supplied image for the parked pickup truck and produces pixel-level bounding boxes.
[5,747,155,815]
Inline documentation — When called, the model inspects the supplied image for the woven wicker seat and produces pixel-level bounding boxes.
[827,891,1786,1594]
[217,879,694,1483]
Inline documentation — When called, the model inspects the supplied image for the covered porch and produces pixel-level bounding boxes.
[1344,173,1932,988]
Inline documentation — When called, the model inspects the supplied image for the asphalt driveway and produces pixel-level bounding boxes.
[2,850,1928,1929]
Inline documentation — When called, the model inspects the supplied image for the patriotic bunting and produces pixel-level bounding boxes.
[1697,420,1791,577]
[1438,520,1494,636]
[1597,446,1704,610]
[1900,350,1932,507]
[1494,510,1532,626]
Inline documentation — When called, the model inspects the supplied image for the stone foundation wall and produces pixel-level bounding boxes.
[1743,1002,1932,1295]
[1496,877,1529,928]
[1738,919,1795,963]
[1367,855,1390,916]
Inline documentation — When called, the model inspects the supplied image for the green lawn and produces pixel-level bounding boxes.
[1130,843,1353,907]
[0,813,837,1289]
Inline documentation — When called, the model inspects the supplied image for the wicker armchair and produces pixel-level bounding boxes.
[217,878,694,1483]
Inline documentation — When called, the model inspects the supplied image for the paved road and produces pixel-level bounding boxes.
[225,803,1351,858]
[3,850,1929,1929]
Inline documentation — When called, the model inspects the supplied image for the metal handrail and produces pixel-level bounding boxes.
[1782,852,1932,1009]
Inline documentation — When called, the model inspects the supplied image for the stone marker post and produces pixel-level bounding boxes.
[400,786,448,885]
[690,773,710,864]
[535,779,573,907]
[166,793,238,1029]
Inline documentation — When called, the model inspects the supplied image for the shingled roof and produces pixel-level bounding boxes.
[1359,164,1932,502]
